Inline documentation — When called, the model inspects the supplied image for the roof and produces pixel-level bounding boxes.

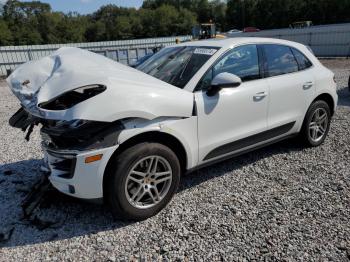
[178,37,305,49]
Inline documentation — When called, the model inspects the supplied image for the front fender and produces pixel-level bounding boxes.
[117,117,198,169]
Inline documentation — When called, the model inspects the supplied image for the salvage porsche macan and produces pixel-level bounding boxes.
[8,38,338,220]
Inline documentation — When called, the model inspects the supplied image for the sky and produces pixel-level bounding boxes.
[8,0,144,14]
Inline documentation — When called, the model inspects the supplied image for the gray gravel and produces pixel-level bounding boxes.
[0,59,350,261]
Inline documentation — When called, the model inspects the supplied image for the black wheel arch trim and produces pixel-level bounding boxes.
[312,93,335,116]
[103,130,188,197]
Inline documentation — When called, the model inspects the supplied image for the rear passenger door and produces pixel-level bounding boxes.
[262,44,315,131]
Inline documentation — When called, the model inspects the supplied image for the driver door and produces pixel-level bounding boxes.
[195,44,269,164]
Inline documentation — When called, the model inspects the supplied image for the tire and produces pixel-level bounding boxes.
[299,100,331,147]
[105,142,181,220]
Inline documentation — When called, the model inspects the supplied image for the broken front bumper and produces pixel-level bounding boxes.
[42,143,119,200]
[9,107,125,200]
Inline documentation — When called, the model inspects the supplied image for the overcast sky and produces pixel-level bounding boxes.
[13,0,144,14]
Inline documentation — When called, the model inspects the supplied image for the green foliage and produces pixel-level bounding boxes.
[0,0,198,45]
[143,0,230,31]
[226,0,350,30]
[0,19,13,45]
[0,0,349,46]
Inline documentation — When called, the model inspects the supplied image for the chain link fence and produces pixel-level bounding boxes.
[2,23,350,76]
[229,23,350,58]
[0,35,192,76]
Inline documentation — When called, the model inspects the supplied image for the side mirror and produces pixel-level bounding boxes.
[206,72,242,97]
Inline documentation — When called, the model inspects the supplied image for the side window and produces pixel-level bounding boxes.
[263,44,299,77]
[197,44,260,90]
[291,48,313,70]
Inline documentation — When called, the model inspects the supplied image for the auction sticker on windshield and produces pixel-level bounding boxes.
[194,48,218,56]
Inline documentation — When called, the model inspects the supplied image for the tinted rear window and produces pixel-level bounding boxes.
[263,44,299,77]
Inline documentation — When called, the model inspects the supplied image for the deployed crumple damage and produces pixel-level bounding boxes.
[7,47,194,122]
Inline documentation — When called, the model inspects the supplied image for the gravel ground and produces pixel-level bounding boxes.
[0,59,349,261]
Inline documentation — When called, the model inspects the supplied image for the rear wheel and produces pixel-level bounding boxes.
[105,142,180,220]
[300,100,331,147]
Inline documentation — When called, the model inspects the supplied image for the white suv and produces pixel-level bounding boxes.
[8,38,338,220]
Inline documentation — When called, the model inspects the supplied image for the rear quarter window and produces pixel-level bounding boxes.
[291,48,313,70]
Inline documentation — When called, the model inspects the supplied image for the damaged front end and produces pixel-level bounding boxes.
[40,118,124,151]
[7,47,194,199]
[40,117,124,174]
[9,106,125,199]
[40,118,124,198]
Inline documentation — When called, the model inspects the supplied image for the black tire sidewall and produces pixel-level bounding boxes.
[106,142,181,220]
[302,100,331,147]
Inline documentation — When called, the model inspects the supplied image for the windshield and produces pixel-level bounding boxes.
[137,46,220,89]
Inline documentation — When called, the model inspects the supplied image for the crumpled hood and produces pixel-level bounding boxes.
[7,47,193,122]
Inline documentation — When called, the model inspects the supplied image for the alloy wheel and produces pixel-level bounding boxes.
[125,156,173,209]
[309,108,328,143]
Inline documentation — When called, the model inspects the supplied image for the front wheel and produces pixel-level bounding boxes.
[105,142,181,220]
[300,100,331,147]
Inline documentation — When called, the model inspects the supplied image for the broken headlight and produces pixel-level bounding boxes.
[54,119,90,129]
[39,84,106,110]
[41,119,124,150]
[42,119,109,137]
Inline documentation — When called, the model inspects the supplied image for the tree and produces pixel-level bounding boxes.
[0,19,12,45]
[85,20,106,42]
[142,0,211,23]
[54,13,88,43]
[153,5,179,36]
[2,0,51,44]
[176,8,197,35]
[38,12,63,44]
[0,0,349,46]
[227,0,350,30]
[209,0,227,31]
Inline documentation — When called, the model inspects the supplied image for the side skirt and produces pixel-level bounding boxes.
[186,134,297,174]
[203,122,296,161]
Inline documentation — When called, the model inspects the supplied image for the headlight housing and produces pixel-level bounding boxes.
[41,119,125,150]
[39,84,106,110]
[54,119,90,129]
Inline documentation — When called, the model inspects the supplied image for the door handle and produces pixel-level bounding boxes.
[253,91,267,101]
[303,82,313,90]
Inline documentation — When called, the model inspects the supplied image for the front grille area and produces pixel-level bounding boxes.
[45,150,77,179]
[51,158,77,179]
